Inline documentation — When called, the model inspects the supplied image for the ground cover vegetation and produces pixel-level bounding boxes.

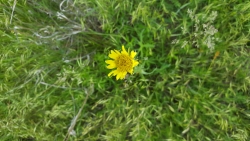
[0,0,250,140]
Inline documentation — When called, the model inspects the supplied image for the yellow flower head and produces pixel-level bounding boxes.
[105,45,139,80]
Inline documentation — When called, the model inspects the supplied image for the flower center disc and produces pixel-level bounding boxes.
[116,55,133,71]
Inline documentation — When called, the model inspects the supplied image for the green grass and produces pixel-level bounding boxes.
[1,0,250,140]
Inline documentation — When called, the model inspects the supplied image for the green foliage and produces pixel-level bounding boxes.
[1,0,250,140]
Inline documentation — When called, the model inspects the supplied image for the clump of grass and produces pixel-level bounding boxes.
[1,0,250,141]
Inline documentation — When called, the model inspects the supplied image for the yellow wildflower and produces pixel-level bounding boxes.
[105,45,139,80]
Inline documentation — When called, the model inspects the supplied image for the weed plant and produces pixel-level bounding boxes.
[0,0,250,140]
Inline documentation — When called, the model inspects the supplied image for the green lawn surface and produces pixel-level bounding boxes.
[0,0,250,140]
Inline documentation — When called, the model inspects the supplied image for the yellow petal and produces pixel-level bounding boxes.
[109,50,120,59]
[121,72,127,79]
[120,72,127,79]
[121,45,129,55]
[108,70,118,77]
[105,60,116,69]
[105,60,115,64]
[107,64,116,69]
[128,68,133,74]
[133,60,139,67]
[130,51,137,58]
[108,71,113,77]
[116,71,127,80]
[116,73,121,80]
